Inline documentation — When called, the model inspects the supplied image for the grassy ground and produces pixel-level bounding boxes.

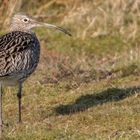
[2,36,140,139]
[0,0,140,139]
[2,76,140,139]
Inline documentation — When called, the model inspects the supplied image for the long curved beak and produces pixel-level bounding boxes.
[34,20,72,36]
[43,23,72,36]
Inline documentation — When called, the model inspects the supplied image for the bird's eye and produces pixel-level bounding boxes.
[23,18,29,23]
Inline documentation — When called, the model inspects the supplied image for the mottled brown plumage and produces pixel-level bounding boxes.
[0,13,71,135]
[0,31,40,84]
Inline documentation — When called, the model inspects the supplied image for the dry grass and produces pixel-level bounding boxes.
[59,0,140,40]
[0,0,140,139]
[1,0,140,40]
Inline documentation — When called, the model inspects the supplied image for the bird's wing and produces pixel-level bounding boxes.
[0,31,34,77]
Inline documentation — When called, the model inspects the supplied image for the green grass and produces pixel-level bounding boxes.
[1,25,140,139]
[1,75,140,140]
[0,27,140,140]
[0,0,140,139]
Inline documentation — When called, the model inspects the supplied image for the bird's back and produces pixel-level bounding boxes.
[0,31,40,85]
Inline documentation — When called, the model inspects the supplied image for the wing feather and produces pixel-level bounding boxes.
[0,31,39,77]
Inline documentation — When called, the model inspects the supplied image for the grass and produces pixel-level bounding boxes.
[1,23,140,140]
[0,0,140,139]
[2,76,140,139]
[1,24,140,140]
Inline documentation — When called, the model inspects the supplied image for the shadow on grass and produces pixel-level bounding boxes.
[55,87,140,115]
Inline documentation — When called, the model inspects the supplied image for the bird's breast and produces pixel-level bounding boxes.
[18,37,40,79]
[0,32,41,84]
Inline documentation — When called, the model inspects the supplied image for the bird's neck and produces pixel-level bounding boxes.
[10,28,32,34]
[10,25,33,34]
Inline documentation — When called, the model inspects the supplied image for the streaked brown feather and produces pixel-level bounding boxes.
[0,31,40,82]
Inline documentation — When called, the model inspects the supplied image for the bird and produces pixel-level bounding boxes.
[0,12,71,135]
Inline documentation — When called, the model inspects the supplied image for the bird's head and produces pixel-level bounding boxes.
[10,13,71,36]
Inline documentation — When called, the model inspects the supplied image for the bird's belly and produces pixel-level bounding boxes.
[0,77,19,86]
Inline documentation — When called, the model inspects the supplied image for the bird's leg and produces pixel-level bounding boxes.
[0,83,2,137]
[17,83,22,123]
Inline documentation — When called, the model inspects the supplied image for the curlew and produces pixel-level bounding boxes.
[0,13,71,135]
